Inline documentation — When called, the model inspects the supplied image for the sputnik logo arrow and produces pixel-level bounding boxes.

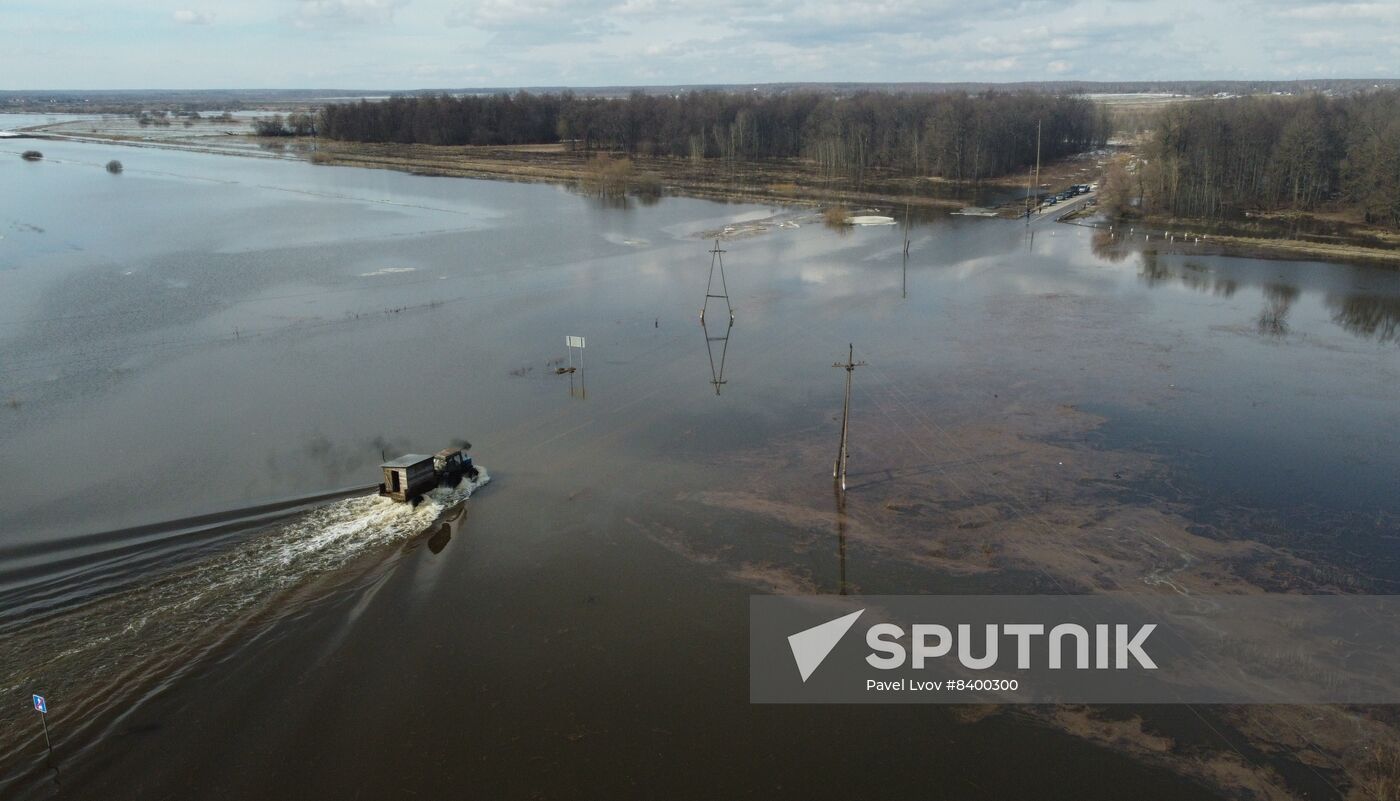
[788,609,865,682]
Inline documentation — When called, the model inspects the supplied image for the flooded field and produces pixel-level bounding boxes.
[3,135,1400,800]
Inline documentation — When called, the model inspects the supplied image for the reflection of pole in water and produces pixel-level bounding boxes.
[702,316,733,395]
[832,343,866,493]
[835,489,849,595]
[700,239,735,324]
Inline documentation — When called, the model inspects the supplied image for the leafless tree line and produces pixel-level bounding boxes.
[316,90,1108,183]
[1137,91,1400,227]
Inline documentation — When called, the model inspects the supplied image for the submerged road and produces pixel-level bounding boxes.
[1027,189,1097,223]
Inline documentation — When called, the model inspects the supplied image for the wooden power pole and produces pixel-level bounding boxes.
[1031,119,1042,221]
[902,203,911,298]
[832,343,866,492]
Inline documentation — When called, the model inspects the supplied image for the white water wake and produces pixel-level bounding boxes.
[0,469,490,783]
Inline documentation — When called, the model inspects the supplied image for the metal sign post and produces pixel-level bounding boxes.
[33,694,52,758]
[565,335,585,372]
[565,336,586,399]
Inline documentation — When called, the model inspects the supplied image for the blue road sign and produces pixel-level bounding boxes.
[33,694,46,714]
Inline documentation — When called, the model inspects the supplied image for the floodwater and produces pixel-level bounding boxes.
[2,134,1399,800]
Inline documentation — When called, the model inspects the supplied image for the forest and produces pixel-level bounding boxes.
[315,90,1108,184]
[1122,90,1400,228]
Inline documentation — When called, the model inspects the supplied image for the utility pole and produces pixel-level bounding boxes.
[700,240,734,324]
[832,343,866,493]
[1031,118,1042,221]
[902,202,912,255]
[902,203,911,299]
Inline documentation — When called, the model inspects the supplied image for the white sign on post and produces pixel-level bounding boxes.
[565,335,586,375]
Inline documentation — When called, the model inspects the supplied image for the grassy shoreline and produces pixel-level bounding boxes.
[303,139,997,211]
[26,116,1098,213]
[1117,212,1400,267]
[32,125,1400,265]
[32,125,987,211]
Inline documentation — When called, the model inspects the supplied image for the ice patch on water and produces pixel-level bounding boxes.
[601,232,648,247]
[359,266,418,277]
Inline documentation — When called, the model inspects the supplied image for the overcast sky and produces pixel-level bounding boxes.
[4,0,1398,89]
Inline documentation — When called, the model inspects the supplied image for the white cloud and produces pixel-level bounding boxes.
[3,0,1398,89]
[1295,30,1347,48]
[173,9,214,25]
[1278,2,1400,20]
[293,0,407,29]
[966,56,1021,73]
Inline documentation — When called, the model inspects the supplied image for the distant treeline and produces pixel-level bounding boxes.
[316,91,1108,182]
[253,113,317,137]
[1129,90,1400,227]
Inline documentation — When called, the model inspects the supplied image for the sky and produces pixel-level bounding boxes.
[3,0,1399,89]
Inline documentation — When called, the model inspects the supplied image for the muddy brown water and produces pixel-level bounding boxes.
[2,134,1399,799]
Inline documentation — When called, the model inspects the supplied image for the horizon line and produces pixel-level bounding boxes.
[6,78,1400,96]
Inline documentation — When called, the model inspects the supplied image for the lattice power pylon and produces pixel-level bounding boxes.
[700,239,734,324]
